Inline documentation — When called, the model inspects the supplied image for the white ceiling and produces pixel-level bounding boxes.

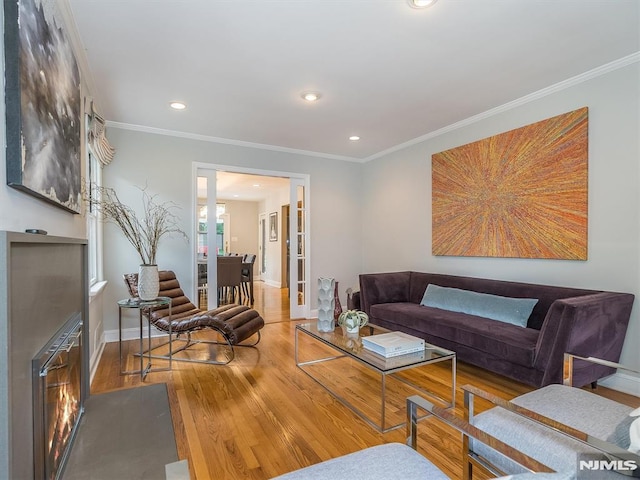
[67,0,639,162]
[199,172,290,201]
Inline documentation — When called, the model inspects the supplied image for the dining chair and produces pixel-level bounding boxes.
[217,255,243,304]
[241,254,256,304]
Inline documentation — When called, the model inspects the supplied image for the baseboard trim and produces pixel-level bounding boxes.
[599,371,640,396]
[104,326,170,344]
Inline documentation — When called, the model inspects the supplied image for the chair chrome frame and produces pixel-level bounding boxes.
[461,355,640,479]
[563,353,640,387]
[406,395,553,479]
[135,321,262,366]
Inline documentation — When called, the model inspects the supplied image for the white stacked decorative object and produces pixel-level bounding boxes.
[317,277,335,332]
[138,264,159,300]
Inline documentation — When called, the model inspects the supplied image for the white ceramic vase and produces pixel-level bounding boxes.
[138,264,159,300]
[317,277,335,332]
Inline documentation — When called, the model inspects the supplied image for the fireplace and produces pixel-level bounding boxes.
[0,232,89,479]
[32,314,84,480]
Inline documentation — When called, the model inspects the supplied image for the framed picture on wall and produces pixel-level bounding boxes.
[269,212,278,242]
[3,0,82,213]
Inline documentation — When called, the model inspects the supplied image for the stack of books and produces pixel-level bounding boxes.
[382,350,427,368]
[362,331,425,358]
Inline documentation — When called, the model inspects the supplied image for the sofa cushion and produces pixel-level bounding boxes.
[370,303,539,367]
[420,284,538,328]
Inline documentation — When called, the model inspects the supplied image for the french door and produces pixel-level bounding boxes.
[258,213,267,281]
[289,177,308,319]
[193,163,310,317]
[195,169,218,308]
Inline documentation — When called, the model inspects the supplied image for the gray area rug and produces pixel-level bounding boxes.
[63,383,179,480]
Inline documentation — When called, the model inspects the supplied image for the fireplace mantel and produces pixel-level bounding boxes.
[0,231,89,480]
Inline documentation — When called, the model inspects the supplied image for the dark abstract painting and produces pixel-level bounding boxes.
[4,0,81,213]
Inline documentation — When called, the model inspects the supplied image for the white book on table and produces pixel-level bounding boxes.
[383,349,427,367]
[362,331,425,357]
[366,344,425,358]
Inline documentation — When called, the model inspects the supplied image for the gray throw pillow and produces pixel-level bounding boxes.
[607,414,636,450]
[420,284,538,327]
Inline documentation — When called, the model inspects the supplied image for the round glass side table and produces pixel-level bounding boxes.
[117,296,172,379]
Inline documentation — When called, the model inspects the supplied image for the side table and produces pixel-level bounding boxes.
[117,297,172,379]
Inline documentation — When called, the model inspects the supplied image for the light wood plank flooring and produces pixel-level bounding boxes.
[92,282,637,480]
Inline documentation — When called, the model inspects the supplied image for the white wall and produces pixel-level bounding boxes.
[223,199,260,257]
[258,185,290,286]
[361,62,640,374]
[102,127,364,332]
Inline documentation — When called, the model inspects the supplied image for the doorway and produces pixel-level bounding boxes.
[258,212,267,282]
[281,204,290,290]
[193,164,310,319]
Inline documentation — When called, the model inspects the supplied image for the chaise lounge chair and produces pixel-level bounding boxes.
[123,270,265,365]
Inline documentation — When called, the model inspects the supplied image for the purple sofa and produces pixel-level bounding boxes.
[359,271,634,387]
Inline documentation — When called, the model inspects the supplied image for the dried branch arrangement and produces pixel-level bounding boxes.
[89,185,187,265]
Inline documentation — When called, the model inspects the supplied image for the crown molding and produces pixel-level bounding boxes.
[106,121,364,163]
[364,52,640,162]
[93,48,638,165]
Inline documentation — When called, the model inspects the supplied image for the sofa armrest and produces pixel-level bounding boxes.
[533,292,634,386]
[359,271,412,314]
[345,287,361,310]
[406,394,554,478]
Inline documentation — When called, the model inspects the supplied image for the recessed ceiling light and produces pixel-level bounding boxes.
[252,184,261,187]
[301,92,321,102]
[408,0,437,8]
[349,135,360,141]
[170,102,186,110]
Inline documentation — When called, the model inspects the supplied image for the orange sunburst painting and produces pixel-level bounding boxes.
[432,107,588,260]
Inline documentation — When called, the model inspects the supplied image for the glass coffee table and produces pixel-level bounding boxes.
[295,322,456,432]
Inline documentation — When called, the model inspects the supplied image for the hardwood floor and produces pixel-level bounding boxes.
[91,282,638,479]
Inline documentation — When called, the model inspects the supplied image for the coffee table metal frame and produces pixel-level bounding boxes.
[295,322,456,433]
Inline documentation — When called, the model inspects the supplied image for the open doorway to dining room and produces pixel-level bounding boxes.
[193,163,310,320]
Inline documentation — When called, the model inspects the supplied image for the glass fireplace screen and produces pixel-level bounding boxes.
[32,314,84,480]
